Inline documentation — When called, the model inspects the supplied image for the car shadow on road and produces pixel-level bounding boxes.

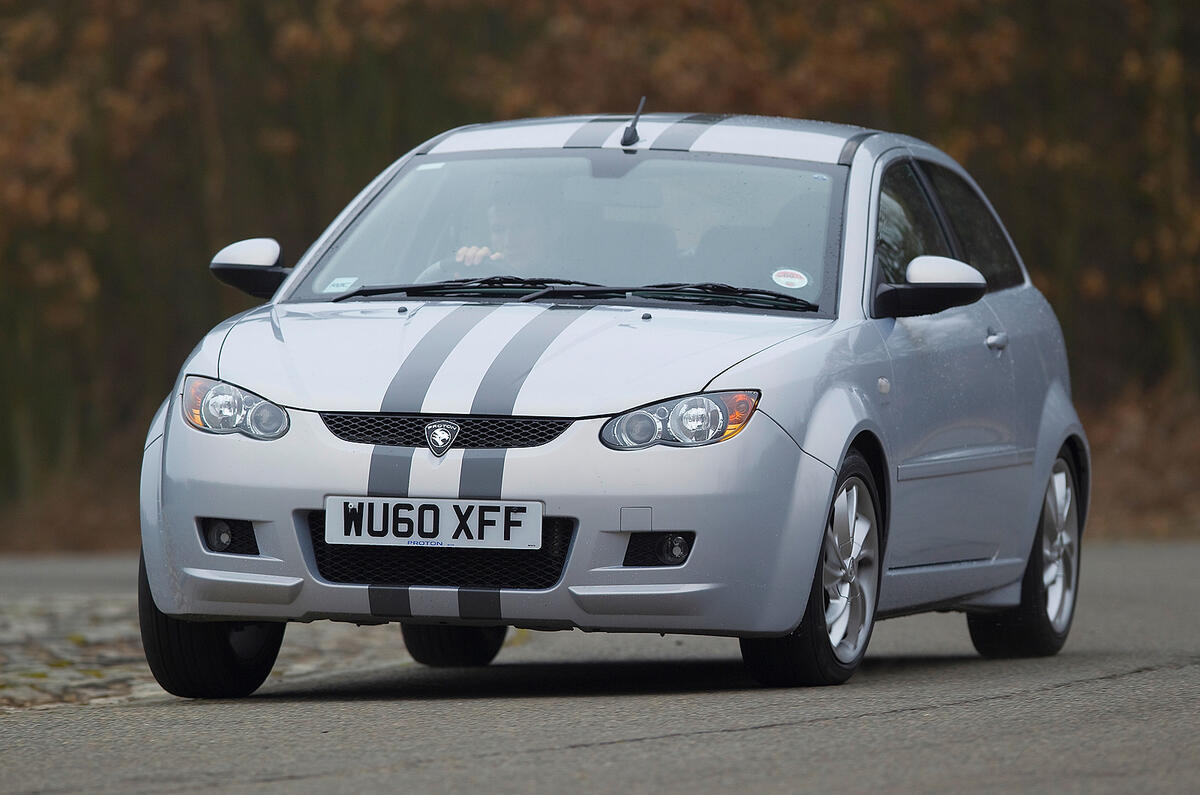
[261,658,754,702]
[255,653,984,703]
[854,654,990,687]
[860,654,982,675]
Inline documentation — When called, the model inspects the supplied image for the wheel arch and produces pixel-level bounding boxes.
[847,430,891,555]
[788,382,894,565]
[992,378,1092,572]
[1061,433,1091,532]
[139,431,173,612]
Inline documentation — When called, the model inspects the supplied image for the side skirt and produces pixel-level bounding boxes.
[877,556,1025,618]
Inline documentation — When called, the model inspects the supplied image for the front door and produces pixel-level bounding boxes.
[871,159,1021,567]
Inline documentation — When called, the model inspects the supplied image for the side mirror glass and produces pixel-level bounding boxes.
[874,255,986,318]
[210,238,290,299]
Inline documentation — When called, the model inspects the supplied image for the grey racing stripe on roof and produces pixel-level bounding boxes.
[649,113,735,151]
[564,117,630,148]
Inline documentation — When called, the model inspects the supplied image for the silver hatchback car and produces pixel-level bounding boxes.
[139,113,1089,697]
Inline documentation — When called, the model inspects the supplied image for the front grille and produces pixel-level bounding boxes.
[307,512,574,589]
[320,413,573,449]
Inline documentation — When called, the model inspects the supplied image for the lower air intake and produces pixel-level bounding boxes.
[307,512,574,590]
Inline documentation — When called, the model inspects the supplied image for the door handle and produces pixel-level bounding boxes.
[985,330,1009,351]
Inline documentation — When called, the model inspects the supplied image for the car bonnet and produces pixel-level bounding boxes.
[216,301,830,416]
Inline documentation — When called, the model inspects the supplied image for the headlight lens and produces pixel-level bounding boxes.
[182,376,290,440]
[601,391,759,450]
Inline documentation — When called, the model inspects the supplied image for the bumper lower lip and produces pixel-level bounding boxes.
[172,567,726,618]
[568,583,725,616]
[182,567,304,604]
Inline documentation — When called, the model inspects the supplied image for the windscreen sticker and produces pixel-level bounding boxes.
[771,269,809,289]
[322,276,359,293]
[415,162,446,171]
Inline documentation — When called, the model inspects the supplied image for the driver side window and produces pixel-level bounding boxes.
[875,162,951,285]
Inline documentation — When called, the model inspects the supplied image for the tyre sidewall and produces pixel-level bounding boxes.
[1022,455,1081,650]
[138,554,284,698]
[803,451,882,683]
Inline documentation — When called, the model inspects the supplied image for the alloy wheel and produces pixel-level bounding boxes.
[1042,458,1079,633]
[822,476,879,663]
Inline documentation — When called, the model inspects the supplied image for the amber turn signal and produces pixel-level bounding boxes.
[717,391,760,442]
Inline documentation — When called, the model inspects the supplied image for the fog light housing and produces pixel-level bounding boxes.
[198,518,259,555]
[206,520,233,552]
[658,534,691,565]
[623,531,696,567]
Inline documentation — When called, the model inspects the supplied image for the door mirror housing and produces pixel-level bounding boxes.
[873,255,987,318]
[210,238,291,299]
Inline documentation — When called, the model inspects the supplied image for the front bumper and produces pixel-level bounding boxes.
[141,403,836,636]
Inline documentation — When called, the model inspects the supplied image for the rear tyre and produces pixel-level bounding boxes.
[401,624,508,667]
[967,454,1081,658]
[138,555,285,698]
[741,450,882,686]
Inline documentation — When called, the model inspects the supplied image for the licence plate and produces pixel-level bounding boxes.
[323,497,543,550]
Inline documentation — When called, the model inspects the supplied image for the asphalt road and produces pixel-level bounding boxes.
[2,542,1198,794]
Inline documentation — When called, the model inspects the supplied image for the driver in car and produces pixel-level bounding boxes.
[417,185,558,282]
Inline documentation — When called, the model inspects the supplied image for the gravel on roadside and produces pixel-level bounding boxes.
[0,592,421,711]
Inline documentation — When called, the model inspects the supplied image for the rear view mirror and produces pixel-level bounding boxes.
[874,255,986,318]
[210,238,291,299]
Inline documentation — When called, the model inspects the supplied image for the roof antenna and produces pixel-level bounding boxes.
[620,96,647,147]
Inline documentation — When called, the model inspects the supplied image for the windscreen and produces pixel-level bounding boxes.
[289,149,845,310]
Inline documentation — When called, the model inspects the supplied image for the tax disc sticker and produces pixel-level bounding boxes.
[322,276,359,293]
[771,269,809,289]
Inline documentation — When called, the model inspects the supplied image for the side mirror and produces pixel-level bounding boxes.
[873,255,986,318]
[210,238,291,299]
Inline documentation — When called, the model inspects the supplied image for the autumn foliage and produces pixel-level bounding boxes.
[1,1,1198,518]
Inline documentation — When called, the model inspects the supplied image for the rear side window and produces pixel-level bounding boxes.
[920,162,1025,291]
[875,161,952,286]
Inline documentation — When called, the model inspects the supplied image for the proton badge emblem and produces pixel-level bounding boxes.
[424,420,460,458]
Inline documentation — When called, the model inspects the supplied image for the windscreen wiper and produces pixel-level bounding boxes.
[330,275,603,302]
[517,281,819,311]
[637,282,818,311]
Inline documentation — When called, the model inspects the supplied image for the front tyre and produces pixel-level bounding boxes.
[741,450,882,686]
[138,555,285,698]
[967,455,1081,657]
[401,624,507,667]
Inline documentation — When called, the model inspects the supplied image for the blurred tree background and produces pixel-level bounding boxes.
[1,0,1197,548]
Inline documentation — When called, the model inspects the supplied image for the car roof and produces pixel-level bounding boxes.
[422,114,897,165]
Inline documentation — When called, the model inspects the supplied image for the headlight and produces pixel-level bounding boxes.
[600,391,759,450]
[182,376,290,440]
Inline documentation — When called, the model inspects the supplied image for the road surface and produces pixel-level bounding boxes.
[1,542,1197,793]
